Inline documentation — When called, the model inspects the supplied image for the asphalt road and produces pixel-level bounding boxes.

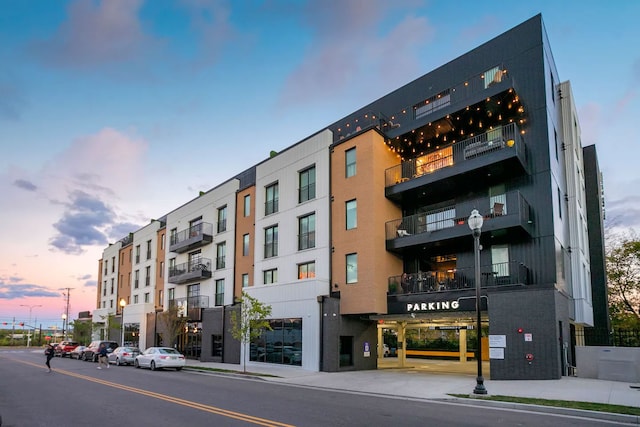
[0,349,629,427]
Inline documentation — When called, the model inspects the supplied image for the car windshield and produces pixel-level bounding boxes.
[158,348,180,355]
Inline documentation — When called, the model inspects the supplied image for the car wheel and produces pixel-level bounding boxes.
[116,358,121,366]
[134,360,140,368]
[150,361,156,371]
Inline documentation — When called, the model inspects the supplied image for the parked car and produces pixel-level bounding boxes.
[69,345,87,360]
[134,347,185,371]
[82,340,118,362]
[107,346,140,366]
[54,340,79,357]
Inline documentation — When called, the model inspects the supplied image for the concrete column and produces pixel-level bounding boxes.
[377,326,383,360]
[398,322,406,368]
[459,328,468,362]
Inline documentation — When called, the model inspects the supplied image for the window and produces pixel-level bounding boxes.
[168,258,175,277]
[145,266,151,286]
[135,245,140,264]
[216,242,226,269]
[120,253,124,265]
[299,166,316,203]
[242,273,249,288]
[346,253,358,284]
[134,270,139,289]
[158,290,163,306]
[161,233,165,250]
[491,244,510,280]
[170,228,177,246]
[264,225,278,258]
[215,279,224,306]
[558,188,563,219]
[111,256,115,273]
[188,250,202,269]
[264,269,278,284]
[298,262,315,279]
[265,183,279,215]
[187,283,200,298]
[217,206,227,233]
[298,213,316,250]
[144,292,150,303]
[243,234,250,256]
[133,295,139,304]
[250,318,302,366]
[159,261,164,278]
[167,288,174,303]
[189,217,203,237]
[128,272,131,286]
[110,278,114,294]
[345,148,356,177]
[212,334,223,357]
[346,200,357,229]
[103,281,106,296]
[483,66,503,89]
[104,260,108,275]
[244,194,251,217]
[146,240,152,260]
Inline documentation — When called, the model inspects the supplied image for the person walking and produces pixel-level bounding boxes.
[97,343,109,369]
[44,344,54,372]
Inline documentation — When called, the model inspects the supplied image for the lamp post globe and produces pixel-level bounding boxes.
[468,209,487,395]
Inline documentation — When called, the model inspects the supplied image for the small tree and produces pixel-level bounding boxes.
[229,291,272,373]
[71,319,92,345]
[157,305,188,349]
[606,230,640,328]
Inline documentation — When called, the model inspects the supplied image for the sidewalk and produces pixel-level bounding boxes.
[185,359,640,421]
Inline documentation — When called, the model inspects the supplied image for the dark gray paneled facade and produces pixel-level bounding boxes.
[200,305,240,364]
[324,15,602,379]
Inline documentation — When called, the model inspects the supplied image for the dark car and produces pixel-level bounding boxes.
[54,340,79,357]
[69,345,87,360]
[82,340,118,362]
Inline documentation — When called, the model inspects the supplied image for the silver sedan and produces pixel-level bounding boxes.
[107,346,140,366]
[134,347,185,371]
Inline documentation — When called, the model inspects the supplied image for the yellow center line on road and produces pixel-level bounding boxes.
[12,358,295,427]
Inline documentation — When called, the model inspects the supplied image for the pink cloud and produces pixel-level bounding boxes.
[29,0,157,69]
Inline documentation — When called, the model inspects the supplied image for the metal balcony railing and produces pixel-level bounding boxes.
[169,222,214,253]
[168,258,212,284]
[385,122,523,187]
[388,261,529,295]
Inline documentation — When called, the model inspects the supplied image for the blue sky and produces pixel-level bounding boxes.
[1,0,638,325]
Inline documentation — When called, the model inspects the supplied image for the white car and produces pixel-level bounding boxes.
[134,347,185,371]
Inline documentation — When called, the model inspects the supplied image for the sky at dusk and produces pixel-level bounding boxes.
[1,0,639,328]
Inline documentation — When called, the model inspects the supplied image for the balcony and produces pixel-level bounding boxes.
[168,258,212,285]
[386,191,533,253]
[385,123,528,203]
[169,222,214,253]
[169,295,209,321]
[387,262,530,296]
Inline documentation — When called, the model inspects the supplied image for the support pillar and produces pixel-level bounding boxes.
[459,328,468,362]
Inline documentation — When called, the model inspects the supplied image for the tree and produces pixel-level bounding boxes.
[157,305,188,349]
[606,229,640,328]
[71,319,92,345]
[229,291,272,373]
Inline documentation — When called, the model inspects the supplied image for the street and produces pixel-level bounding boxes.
[0,349,628,427]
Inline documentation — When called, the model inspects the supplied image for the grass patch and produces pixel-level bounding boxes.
[449,394,640,416]
[185,366,278,378]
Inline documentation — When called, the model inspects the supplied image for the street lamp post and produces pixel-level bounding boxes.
[119,299,127,346]
[468,209,487,395]
[61,313,67,341]
[20,304,42,347]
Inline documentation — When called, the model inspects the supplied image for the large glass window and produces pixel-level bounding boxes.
[265,183,279,215]
[345,148,356,177]
[250,318,302,366]
[298,262,315,279]
[134,270,139,289]
[346,253,358,284]
[244,194,251,217]
[298,213,315,250]
[299,166,316,203]
[264,225,278,258]
[346,199,357,229]
[243,234,250,256]
[263,269,277,284]
[215,279,224,306]
[217,206,227,233]
[216,242,226,269]
[491,244,510,279]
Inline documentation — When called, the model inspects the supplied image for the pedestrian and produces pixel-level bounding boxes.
[44,344,54,372]
[97,343,109,369]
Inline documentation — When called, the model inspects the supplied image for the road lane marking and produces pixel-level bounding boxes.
[9,357,294,427]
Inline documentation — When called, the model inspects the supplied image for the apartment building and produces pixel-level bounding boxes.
[96,14,606,380]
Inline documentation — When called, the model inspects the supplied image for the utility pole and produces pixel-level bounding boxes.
[61,288,74,340]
